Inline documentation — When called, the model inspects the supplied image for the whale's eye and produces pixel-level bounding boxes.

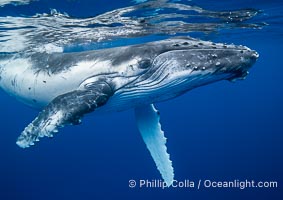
[138,59,151,69]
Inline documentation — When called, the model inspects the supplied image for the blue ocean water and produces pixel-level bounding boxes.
[0,0,282,199]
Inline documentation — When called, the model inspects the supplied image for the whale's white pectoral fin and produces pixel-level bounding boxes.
[16,81,113,148]
[135,104,174,186]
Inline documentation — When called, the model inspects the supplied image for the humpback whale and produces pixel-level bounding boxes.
[0,37,258,185]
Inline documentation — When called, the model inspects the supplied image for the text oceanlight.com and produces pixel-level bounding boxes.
[128,179,278,190]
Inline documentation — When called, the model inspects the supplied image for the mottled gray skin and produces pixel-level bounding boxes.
[0,37,258,147]
[28,36,254,75]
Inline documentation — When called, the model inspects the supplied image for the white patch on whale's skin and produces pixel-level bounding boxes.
[0,56,140,108]
[0,58,90,107]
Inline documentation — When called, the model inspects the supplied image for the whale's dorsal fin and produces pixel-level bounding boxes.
[16,81,113,148]
[135,104,174,186]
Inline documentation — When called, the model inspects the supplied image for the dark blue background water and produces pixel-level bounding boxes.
[0,0,282,199]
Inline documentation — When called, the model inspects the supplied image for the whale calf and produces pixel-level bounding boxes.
[0,37,258,185]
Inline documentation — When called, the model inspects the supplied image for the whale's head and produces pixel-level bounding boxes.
[131,37,259,101]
